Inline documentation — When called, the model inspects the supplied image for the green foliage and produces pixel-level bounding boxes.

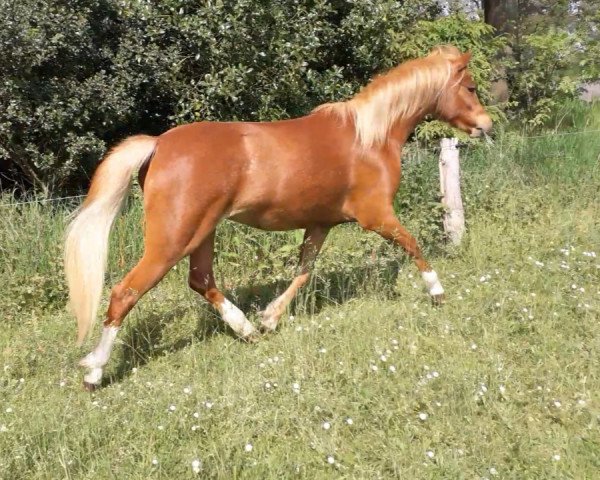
[1,0,503,193]
[510,29,594,128]
[490,0,600,127]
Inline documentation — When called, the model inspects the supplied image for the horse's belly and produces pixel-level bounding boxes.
[227,200,347,231]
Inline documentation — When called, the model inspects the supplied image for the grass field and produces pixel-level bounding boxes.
[1,104,599,479]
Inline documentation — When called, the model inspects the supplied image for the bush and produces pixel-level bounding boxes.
[0,0,505,194]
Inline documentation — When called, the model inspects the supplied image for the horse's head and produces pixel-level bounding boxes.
[433,47,493,138]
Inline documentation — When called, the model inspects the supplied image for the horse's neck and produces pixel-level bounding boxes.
[387,112,427,147]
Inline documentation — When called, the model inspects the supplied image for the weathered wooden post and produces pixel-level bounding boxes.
[438,137,465,245]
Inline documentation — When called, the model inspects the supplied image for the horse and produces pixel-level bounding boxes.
[65,45,492,390]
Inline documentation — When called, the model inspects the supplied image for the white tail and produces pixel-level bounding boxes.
[65,135,157,344]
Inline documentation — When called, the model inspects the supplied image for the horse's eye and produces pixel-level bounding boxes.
[467,86,477,94]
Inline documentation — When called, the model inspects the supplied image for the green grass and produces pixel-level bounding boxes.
[1,105,599,479]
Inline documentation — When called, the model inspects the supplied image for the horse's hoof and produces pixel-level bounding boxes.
[431,293,446,306]
[241,331,262,344]
[259,321,278,334]
[83,381,99,392]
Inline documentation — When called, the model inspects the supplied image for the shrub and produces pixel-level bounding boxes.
[1,1,502,194]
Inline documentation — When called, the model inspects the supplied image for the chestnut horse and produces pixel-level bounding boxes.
[65,45,492,389]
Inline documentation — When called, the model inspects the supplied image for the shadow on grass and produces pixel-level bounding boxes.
[105,256,407,387]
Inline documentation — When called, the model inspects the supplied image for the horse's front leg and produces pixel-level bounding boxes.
[260,226,330,332]
[357,209,445,304]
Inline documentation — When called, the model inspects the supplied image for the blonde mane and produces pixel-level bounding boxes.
[314,46,462,149]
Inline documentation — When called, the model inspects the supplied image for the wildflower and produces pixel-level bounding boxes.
[370,365,378,372]
[389,365,396,373]
[183,387,191,394]
[191,459,202,473]
[380,355,387,362]
[292,382,300,393]
[193,412,200,418]
[418,412,428,421]
[326,455,335,465]
[425,450,435,459]
[345,417,353,425]
[151,458,159,466]
[319,347,327,354]
[552,454,561,461]
[168,405,176,412]
[245,443,253,452]
[490,467,498,475]
[322,421,331,430]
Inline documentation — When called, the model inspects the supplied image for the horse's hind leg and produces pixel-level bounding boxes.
[79,249,181,390]
[188,231,259,341]
[260,226,329,333]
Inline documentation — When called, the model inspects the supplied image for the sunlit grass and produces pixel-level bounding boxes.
[1,104,599,479]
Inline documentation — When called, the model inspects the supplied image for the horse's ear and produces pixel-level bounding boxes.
[454,51,472,72]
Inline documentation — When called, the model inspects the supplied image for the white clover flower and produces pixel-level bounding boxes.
[245,443,253,452]
[553,400,562,408]
[345,417,353,425]
[319,347,327,354]
[418,412,428,421]
[490,467,498,475]
[183,387,191,394]
[552,454,561,461]
[322,421,331,430]
[389,365,396,373]
[380,355,387,362]
[425,450,435,459]
[151,458,159,466]
[326,455,335,465]
[191,458,202,473]
[370,365,379,372]
[168,405,176,412]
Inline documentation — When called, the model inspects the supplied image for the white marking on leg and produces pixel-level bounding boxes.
[422,270,444,296]
[261,296,286,332]
[219,299,256,338]
[79,326,120,385]
[83,367,103,385]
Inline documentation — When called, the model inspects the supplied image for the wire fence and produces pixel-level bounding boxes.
[1,127,598,209]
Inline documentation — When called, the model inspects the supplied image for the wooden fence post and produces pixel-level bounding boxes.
[439,137,465,245]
